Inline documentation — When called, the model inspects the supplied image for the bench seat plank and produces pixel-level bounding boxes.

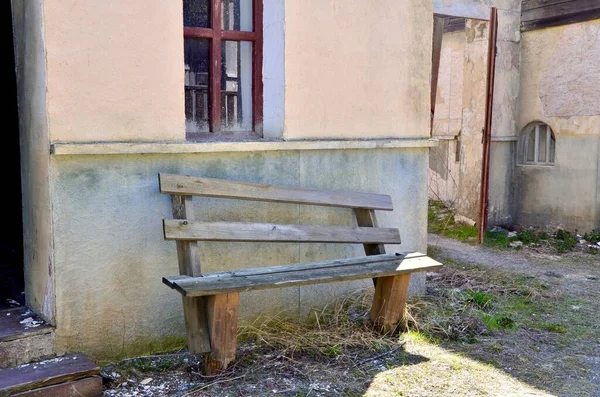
[163,253,442,297]
[163,221,402,244]
[159,174,394,211]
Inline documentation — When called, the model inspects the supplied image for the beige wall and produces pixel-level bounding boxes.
[428,20,489,222]
[42,0,434,143]
[11,0,54,323]
[429,31,465,204]
[13,0,435,360]
[432,32,465,138]
[514,20,600,231]
[43,0,185,142]
[283,0,433,139]
[517,20,600,136]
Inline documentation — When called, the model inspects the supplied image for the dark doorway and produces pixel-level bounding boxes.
[0,1,25,310]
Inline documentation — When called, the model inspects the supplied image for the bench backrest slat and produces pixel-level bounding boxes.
[163,220,402,244]
[159,174,393,211]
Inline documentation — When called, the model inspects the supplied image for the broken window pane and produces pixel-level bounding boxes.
[184,0,211,28]
[185,38,210,134]
[221,41,253,132]
[526,130,535,162]
[538,125,547,162]
[222,0,253,32]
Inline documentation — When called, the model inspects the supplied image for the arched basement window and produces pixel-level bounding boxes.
[522,122,556,165]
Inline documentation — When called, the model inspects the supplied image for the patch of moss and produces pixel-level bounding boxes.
[531,322,567,334]
[97,335,187,366]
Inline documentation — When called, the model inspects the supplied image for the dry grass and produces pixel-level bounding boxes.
[237,290,402,363]
[103,253,598,396]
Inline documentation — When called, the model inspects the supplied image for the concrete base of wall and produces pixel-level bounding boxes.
[488,141,514,226]
[514,135,600,232]
[49,148,429,360]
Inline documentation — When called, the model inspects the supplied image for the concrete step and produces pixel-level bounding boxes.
[0,354,101,397]
[0,307,55,369]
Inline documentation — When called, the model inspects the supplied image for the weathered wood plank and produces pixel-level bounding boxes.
[171,195,201,276]
[163,221,402,244]
[171,195,211,354]
[354,209,389,256]
[203,293,240,375]
[182,296,211,354]
[12,376,102,397]
[522,0,593,11]
[170,254,401,280]
[0,354,99,396]
[521,0,600,31]
[354,208,388,287]
[0,307,53,343]
[163,253,442,297]
[159,174,394,211]
[522,0,599,19]
[371,274,412,334]
[444,16,465,33]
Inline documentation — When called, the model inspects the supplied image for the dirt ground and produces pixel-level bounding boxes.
[102,235,599,396]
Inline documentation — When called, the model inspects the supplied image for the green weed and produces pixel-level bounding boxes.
[583,229,600,244]
[533,322,567,334]
[554,229,578,253]
[467,291,494,308]
[481,315,515,331]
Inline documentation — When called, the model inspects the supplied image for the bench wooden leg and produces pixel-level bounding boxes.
[203,293,240,375]
[370,274,411,334]
[182,296,211,354]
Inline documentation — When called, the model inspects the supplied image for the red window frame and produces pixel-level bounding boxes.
[184,0,263,136]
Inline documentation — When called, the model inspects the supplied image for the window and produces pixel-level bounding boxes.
[454,130,461,163]
[521,122,556,165]
[184,0,262,139]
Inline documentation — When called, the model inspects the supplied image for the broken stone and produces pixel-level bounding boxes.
[507,231,517,238]
[140,378,153,385]
[509,241,523,248]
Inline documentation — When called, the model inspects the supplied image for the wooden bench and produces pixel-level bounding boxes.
[158,173,442,374]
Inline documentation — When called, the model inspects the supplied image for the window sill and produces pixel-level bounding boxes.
[517,162,555,167]
[51,138,437,156]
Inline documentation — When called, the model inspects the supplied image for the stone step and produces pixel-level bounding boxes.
[0,307,55,369]
[0,354,101,397]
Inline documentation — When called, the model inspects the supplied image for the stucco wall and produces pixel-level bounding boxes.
[43,0,185,142]
[50,149,429,360]
[515,21,600,231]
[42,0,433,143]
[283,0,432,139]
[432,32,465,139]
[11,0,54,322]
[14,0,435,361]
[456,19,489,222]
[433,0,522,226]
[429,31,465,204]
[517,21,600,136]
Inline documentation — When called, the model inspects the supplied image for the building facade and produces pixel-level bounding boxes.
[430,0,600,232]
[11,0,435,360]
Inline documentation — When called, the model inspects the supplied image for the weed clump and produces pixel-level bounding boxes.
[238,291,400,362]
[408,259,560,343]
